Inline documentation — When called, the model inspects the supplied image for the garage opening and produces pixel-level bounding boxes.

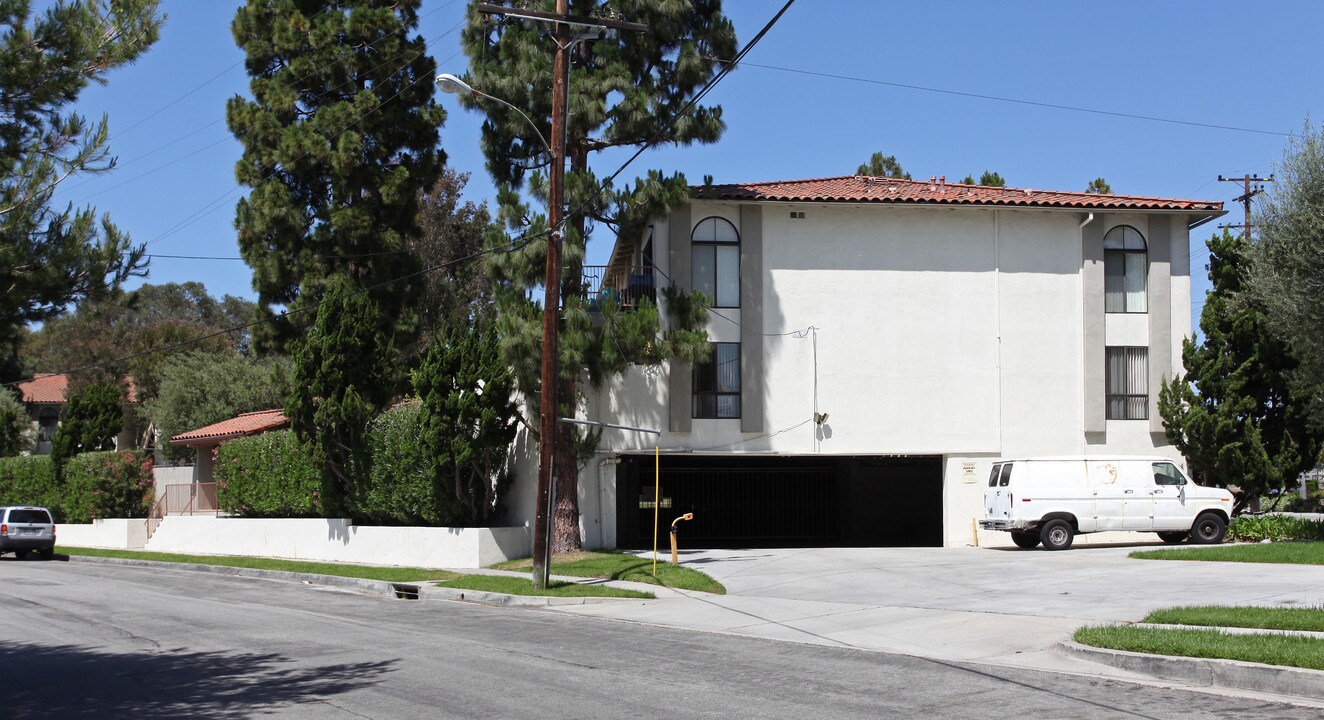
[615,455,943,549]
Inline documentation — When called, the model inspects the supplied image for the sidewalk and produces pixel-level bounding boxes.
[539,546,1324,706]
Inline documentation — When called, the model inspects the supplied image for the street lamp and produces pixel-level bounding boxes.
[434,73,551,154]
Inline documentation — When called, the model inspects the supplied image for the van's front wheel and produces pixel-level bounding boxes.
[1040,519,1074,551]
[1011,532,1041,549]
[1191,513,1227,544]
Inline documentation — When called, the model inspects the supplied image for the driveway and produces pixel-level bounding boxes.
[553,543,1324,684]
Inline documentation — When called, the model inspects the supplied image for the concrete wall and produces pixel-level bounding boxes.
[143,516,529,569]
[570,201,1197,548]
[58,518,147,550]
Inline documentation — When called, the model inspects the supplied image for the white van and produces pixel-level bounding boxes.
[979,457,1233,550]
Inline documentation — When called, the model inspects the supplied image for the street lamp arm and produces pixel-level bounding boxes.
[435,73,552,155]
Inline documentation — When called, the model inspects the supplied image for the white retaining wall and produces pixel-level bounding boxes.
[58,519,148,550]
[145,516,529,569]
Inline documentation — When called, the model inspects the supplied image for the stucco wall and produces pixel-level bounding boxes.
[567,201,1196,547]
[144,516,529,569]
[58,518,148,550]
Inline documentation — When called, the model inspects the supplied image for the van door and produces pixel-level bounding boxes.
[1089,461,1126,530]
[1117,461,1155,530]
[1151,461,1189,530]
[985,463,1013,521]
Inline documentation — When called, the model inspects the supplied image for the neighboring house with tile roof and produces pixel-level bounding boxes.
[555,175,1225,551]
[15,373,140,454]
[170,409,290,483]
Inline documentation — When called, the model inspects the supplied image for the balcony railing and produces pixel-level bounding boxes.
[581,265,656,312]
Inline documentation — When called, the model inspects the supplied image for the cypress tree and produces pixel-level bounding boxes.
[459,1,736,551]
[1158,230,1323,513]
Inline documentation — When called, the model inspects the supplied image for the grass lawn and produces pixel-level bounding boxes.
[1144,605,1324,633]
[436,575,653,599]
[1129,541,1324,565]
[492,551,726,594]
[1074,625,1324,671]
[59,546,460,583]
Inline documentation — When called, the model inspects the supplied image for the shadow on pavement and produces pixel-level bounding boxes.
[0,642,396,717]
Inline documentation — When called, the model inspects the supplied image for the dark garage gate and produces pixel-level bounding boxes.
[615,455,944,549]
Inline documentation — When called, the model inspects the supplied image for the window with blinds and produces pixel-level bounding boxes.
[1104,225,1147,313]
[693,342,741,419]
[1106,346,1148,420]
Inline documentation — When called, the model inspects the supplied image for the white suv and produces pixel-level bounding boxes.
[0,506,56,560]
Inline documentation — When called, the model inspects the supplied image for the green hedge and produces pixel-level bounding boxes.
[0,451,153,523]
[356,403,437,525]
[0,455,59,514]
[1229,513,1324,542]
[215,429,319,518]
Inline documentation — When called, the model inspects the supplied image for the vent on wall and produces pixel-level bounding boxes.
[790,211,806,219]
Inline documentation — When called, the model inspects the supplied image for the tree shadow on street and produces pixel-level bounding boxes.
[0,642,397,718]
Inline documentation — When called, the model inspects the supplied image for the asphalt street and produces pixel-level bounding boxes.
[1,558,1317,719]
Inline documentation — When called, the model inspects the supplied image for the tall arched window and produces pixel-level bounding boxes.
[1103,225,1147,313]
[691,216,740,308]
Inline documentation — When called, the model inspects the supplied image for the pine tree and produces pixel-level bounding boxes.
[0,0,163,379]
[1158,230,1323,514]
[227,0,444,355]
[857,151,910,179]
[1085,177,1112,194]
[459,0,735,551]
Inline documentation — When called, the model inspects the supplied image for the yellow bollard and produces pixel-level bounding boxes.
[670,513,694,565]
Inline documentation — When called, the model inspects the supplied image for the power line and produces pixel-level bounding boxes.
[140,39,467,252]
[727,61,1290,137]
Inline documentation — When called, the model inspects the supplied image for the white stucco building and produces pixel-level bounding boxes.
[510,175,1225,549]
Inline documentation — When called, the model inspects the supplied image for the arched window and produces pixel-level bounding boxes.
[691,217,740,308]
[1103,225,1147,313]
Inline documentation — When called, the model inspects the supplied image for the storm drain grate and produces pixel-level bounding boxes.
[391,583,420,600]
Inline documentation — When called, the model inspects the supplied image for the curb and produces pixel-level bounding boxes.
[417,584,651,607]
[65,554,402,598]
[63,554,665,606]
[1058,640,1324,698]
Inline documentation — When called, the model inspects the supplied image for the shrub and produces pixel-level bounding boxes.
[215,430,319,518]
[356,402,435,525]
[0,455,59,515]
[0,387,35,457]
[1229,513,1324,542]
[60,451,155,523]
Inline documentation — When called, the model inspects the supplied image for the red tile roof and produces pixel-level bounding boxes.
[170,409,290,446]
[694,176,1224,217]
[14,373,140,404]
[16,373,68,404]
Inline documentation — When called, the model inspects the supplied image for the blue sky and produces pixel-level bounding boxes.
[53,0,1323,330]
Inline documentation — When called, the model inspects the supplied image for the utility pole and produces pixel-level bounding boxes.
[1217,173,1274,241]
[474,2,645,590]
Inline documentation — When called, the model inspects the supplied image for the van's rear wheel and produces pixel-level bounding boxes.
[1011,532,1041,549]
[1157,531,1188,544]
[1191,513,1227,544]
[1040,520,1074,551]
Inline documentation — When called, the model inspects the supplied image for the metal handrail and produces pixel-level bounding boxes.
[145,482,220,540]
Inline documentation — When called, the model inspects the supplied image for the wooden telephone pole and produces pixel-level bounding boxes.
[1217,173,1274,240]
[473,3,645,590]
